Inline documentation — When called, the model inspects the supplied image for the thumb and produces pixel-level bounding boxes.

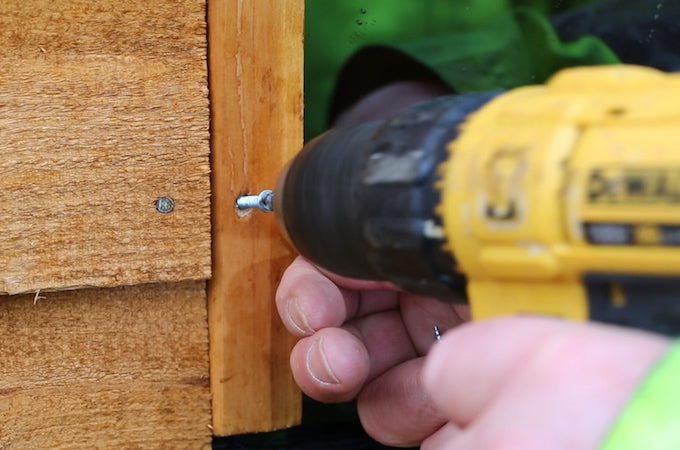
[422,317,669,449]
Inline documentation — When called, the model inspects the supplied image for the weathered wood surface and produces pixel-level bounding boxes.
[208,0,304,435]
[0,281,212,448]
[0,1,211,295]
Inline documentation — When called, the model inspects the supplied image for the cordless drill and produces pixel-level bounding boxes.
[240,65,680,336]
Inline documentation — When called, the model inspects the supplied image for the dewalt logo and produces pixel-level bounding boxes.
[588,168,680,204]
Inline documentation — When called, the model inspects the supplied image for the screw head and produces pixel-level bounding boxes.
[155,196,175,214]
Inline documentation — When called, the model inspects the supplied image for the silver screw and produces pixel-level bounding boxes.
[155,196,175,214]
[236,190,274,213]
[433,324,442,342]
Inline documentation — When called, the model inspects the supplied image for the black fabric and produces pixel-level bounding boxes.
[553,0,680,72]
[213,421,412,450]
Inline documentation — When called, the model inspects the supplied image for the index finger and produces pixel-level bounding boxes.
[275,256,400,337]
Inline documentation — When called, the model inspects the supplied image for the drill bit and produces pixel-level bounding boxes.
[236,189,274,213]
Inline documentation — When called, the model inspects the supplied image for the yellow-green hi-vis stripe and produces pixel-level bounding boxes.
[601,341,680,449]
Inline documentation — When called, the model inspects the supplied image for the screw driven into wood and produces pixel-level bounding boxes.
[236,190,274,213]
[155,196,175,214]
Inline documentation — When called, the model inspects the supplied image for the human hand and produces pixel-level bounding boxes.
[421,316,669,449]
[276,256,469,446]
[276,256,671,448]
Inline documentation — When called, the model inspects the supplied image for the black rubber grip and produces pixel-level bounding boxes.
[275,92,500,301]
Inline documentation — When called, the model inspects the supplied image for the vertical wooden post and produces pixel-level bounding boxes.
[208,0,304,435]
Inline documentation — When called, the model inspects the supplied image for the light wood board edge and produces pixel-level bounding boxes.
[207,0,304,435]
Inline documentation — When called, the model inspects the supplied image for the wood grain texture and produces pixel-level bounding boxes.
[0,281,211,449]
[0,0,211,295]
[208,0,304,435]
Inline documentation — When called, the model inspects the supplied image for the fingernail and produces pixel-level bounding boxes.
[287,297,314,334]
[307,336,340,385]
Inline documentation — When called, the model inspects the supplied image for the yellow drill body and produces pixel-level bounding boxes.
[442,65,680,323]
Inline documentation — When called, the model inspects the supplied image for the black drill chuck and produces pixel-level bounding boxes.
[274,92,500,301]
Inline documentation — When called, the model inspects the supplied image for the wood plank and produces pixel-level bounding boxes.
[0,0,211,295]
[207,0,304,435]
[0,281,212,448]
